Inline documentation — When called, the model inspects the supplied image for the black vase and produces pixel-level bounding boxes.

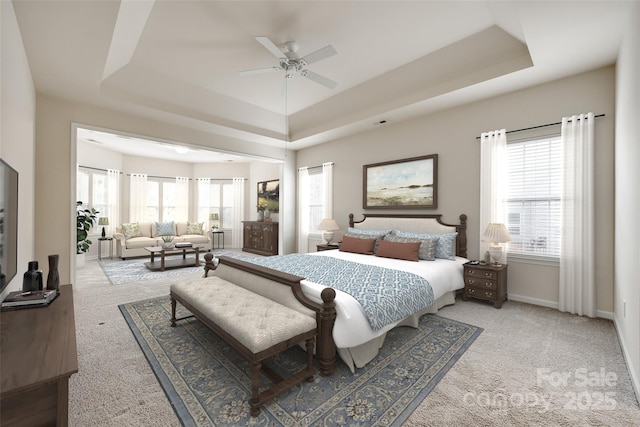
[22,261,43,292]
[46,254,60,294]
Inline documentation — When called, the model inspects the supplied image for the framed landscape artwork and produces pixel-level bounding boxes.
[257,179,280,212]
[363,154,438,209]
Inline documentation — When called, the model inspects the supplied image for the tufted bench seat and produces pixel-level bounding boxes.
[170,275,317,416]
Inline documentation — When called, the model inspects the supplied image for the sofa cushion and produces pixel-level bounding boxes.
[156,221,175,236]
[174,234,209,245]
[122,222,142,239]
[125,236,160,249]
[187,221,204,235]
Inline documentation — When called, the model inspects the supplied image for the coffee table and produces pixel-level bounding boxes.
[144,246,200,271]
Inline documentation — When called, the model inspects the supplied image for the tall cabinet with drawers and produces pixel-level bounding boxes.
[242,221,279,256]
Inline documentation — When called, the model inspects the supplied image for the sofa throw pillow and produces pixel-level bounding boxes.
[375,240,421,262]
[186,221,204,235]
[155,221,175,236]
[122,222,142,239]
[339,235,376,255]
[384,234,439,261]
[394,230,458,260]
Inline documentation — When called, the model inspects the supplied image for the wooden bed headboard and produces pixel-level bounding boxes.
[348,213,468,259]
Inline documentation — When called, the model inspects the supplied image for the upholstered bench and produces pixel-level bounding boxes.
[170,275,317,416]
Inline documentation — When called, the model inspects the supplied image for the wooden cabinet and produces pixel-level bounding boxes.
[462,263,507,308]
[316,244,340,252]
[242,221,279,256]
[1,284,78,426]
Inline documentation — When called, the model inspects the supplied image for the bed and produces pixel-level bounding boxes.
[233,213,468,373]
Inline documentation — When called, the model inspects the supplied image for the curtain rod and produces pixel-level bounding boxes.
[78,165,123,173]
[299,162,334,171]
[126,174,235,181]
[475,113,605,140]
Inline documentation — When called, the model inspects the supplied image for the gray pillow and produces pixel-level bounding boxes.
[394,231,458,260]
[384,234,439,261]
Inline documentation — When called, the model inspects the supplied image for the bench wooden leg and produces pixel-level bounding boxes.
[170,298,177,327]
[250,361,262,417]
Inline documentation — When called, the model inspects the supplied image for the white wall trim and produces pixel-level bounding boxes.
[508,293,613,320]
[614,314,640,405]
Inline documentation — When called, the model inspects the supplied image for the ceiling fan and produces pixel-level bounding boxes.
[239,37,337,90]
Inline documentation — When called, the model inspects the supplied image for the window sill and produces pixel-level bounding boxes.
[508,253,559,267]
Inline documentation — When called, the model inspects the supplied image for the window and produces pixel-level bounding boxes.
[505,135,562,259]
[197,180,234,229]
[76,167,108,231]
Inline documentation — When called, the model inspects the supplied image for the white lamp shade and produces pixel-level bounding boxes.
[482,223,511,243]
[317,218,340,231]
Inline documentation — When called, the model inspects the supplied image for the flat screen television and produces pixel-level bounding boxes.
[0,158,18,294]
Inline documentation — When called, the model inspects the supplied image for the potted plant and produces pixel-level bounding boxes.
[161,235,175,249]
[257,203,266,221]
[76,201,98,268]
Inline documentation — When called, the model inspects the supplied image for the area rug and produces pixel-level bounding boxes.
[120,296,482,426]
[99,250,232,284]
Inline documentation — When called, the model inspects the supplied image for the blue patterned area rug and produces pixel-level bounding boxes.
[99,250,233,284]
[120,296,482,426]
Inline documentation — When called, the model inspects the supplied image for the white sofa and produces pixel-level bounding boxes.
[113,221,212,259]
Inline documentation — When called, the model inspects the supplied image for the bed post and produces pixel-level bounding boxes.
[457,214,468,259]
[318,288,337,375]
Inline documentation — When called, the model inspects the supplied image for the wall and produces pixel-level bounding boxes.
[34,96,291,286]
[297,66,615,316]
[0,1,36,298]
[614,1,640,399]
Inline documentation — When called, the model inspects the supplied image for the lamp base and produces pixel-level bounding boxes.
[322,231,334,245]
[489,245,503,267]
[101,227,106,238]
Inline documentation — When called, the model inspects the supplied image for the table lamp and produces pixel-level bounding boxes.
[98,217,109,238]
[209,213,219,230]
[482,223,511,266]
[317,218,340,245]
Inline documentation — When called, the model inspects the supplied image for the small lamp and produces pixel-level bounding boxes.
[317,218,340,245]
[482,223,511,266]
[209,213,219,230]
[98,217,109,238]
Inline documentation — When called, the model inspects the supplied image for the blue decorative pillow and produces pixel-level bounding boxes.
[346,227,392,237]
[394,231,458,260]
[155,221,174,236]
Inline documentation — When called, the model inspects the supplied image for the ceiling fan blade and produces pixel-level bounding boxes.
[300,45,337,66]
[238,66,282,76]
[301,69,337,89]
[255,36,286,60]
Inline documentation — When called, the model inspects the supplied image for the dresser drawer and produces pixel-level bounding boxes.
[464,277,497,290]
[465,267,497,280]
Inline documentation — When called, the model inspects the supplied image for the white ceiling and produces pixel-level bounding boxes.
[12,0,634,161]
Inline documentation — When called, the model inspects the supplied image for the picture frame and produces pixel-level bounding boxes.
[363,154,438,209]
[257,179,280,213]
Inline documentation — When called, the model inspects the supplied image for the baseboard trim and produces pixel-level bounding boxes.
[508,294,613,320]
[613,314,640,406]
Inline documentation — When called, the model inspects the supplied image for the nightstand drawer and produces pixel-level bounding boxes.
[464,287,497,301]
[464,277,497,290]
[465,268,497,280]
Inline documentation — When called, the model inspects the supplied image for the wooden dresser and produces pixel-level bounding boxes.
[462,263,508,308]
[242,221,279,256]
[1,284,78,426]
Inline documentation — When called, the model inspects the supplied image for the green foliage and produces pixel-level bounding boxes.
[77,201,98,254]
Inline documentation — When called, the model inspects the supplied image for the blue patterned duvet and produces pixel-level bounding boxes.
[234,253,434,331]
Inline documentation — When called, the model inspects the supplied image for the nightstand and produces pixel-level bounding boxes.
[316,244,340,252]
[462,262,507,308]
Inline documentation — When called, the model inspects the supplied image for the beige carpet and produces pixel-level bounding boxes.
[71,257,640,426]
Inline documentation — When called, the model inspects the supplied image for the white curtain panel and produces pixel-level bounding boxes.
[197,178,211,224]
[559,112,595,317]
[174,177,189,222]
[479,129,508,264]
[322,162,334,219]
[129,173,147,222]
[231,178,245,249]
[297,167,310,253]
[106,169,120,235]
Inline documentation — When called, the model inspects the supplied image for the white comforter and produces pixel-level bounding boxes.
[302,250,467,349]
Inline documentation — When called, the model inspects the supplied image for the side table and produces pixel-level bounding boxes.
[211,230,225,249]
[462,262,508,308]
[98,237,113,260]
[316,243,340,252]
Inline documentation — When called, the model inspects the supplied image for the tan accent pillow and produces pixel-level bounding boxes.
[339,235,376,255]
[375,240,421,262]
[122,222,142,239]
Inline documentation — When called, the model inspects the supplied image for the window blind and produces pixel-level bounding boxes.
[506,135,562,258]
